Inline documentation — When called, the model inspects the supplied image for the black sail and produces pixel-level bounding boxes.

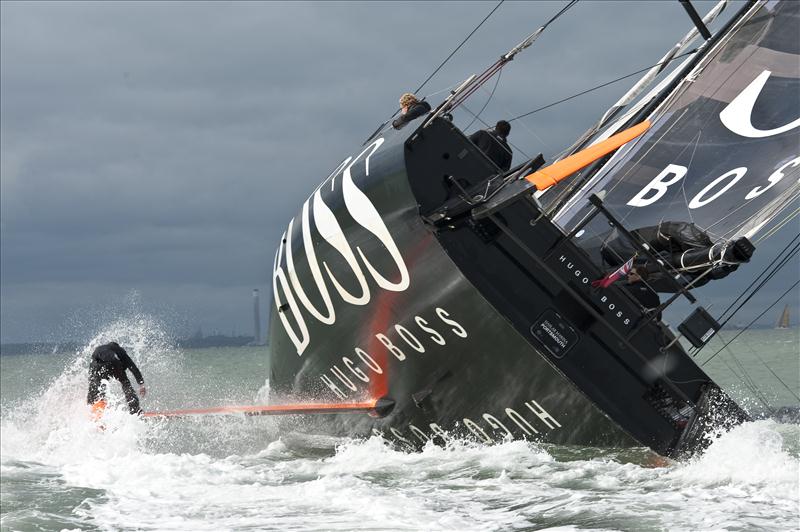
[555,0,799,248]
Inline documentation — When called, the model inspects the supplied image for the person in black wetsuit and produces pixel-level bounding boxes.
[468,120,513,171]
[392,93,432,130]
[87,342,146,414]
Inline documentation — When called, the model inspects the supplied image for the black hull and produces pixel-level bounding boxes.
[267,117,747,458]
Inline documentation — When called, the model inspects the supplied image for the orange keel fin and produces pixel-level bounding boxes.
[142,398,394,419]
[525,120,651,191]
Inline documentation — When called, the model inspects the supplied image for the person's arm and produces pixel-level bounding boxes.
[392,102,431,129]
[404,102,430,122]
[113,345,145,385]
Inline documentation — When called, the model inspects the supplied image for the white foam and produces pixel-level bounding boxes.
[2,313,798,530]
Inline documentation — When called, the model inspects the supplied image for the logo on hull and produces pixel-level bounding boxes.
[272,138,411,355]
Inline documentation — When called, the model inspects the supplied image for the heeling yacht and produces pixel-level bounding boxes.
[266,0,799,458]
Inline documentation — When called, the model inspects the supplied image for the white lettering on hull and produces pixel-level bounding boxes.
[373,399,562,447]
[318,307,468,393]
[272,138,413,356]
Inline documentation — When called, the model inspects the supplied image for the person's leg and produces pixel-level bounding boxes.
[116,372,141,414]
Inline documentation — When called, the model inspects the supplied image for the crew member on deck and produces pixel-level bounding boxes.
[87,342,146,415]
[468,120,513,171]
[392,93,432,130]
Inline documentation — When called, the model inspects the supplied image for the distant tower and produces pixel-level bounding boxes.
[253,289,262,344]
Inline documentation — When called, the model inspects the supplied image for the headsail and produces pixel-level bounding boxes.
[554,0,799,250]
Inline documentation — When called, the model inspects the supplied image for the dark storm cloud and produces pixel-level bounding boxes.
[4,0,774,343]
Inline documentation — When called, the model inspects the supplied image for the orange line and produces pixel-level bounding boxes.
[366,237,431,400]
[368,292,391,399]
[143,399,378,419]
[525,120,651,191]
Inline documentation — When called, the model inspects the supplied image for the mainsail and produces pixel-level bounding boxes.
[553,0,799,256]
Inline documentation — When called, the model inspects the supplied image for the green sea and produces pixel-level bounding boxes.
[1,320,798,531]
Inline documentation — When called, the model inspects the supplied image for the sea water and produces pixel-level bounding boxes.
[1,317,798,531]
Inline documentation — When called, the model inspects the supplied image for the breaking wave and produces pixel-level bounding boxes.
[1,313,798,530]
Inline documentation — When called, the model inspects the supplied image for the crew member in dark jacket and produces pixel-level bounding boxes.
[87,342,146,414]
[468,120,513,171]
[392,92,432,129]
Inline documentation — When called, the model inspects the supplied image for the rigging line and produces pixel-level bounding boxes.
[678,130,704,228]
[717,235,800,322]
[541,0,580,29]
[719,355,774,413]
[508,49,699,122]
[703,185,798,234]
[702,324,774,411]
[738,334,800,404]
[460,103,532,160]
[736,190,800,241]
[473,79,556,155]
[364,0,505,144]
[424,82,462,99]
[716,245,800,329]
[463,69,503,131]
[599,109,692,226]
[726,340,771,405]
[548,95,691,223]
[727,344,776,412]
[414,0,505,95]
[445,0,580,114]
[702,279,800,367]
[756,206,800,244]
[705,184,800,239]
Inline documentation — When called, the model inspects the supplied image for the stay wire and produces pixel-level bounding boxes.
[702,279,800,367]
[719,356,774,414]
[738,334,800,404]
[539,0,580,31]
[445,0,579,115]
[508,49,698,122]
[756,205,800,244]
[363,1,504,144]
[717,236,800,324]
[699,243,800,407]
[414,0,505,95]
[460,103,532,160]
[718,235,799,322]
[463,69,503,132]
[718,244,799,331]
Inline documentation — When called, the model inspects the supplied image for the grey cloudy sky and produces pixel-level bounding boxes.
[4,0,792,343]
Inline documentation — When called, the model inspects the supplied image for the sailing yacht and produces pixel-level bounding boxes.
[266,0,799,458]
[777,305,791,329]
